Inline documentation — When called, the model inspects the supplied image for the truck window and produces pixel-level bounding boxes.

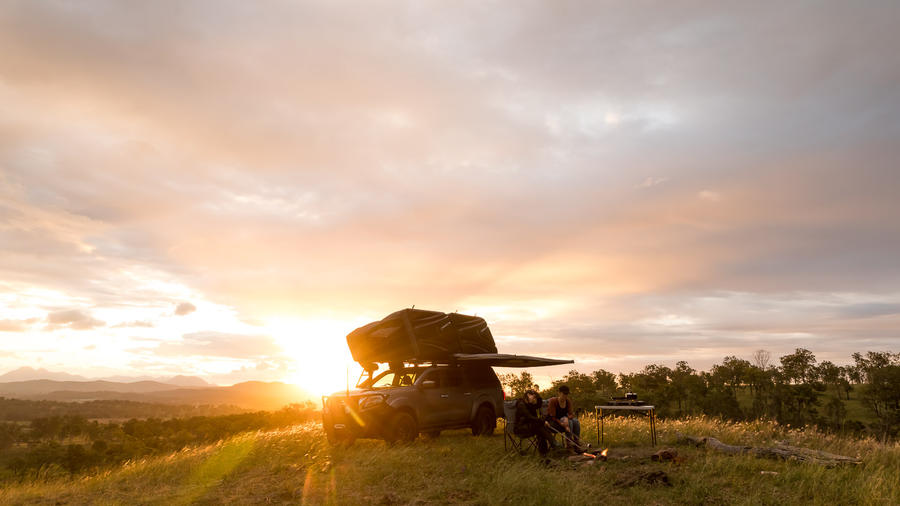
[464,366,499,387]
[418,370,441,387]
[442,369,463,388]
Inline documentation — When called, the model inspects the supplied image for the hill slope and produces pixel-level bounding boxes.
[0,380,310,411]
[1,416,897,505]
[0,367,88,382]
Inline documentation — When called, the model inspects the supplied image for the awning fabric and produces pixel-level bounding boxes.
[452,353,573,368]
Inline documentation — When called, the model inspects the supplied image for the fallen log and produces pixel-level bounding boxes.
[676,432,861,467]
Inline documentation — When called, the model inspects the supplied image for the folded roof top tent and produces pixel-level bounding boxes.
[346,308,573,371]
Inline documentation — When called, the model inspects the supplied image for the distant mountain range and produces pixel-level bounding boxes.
[0,367,211,386]
[0,368,311,411]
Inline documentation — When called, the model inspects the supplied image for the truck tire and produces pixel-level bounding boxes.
[471,405,496,436]
[385,412,417,444]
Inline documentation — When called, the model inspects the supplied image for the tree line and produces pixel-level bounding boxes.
[0,398,248,422]
[0,403,317,482]
[500,349,900,439]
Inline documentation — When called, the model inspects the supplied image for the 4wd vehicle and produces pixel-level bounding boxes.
[322,362,503,443]
[321,308,572,444]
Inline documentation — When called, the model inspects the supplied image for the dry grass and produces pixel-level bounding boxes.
[2,416,897,505]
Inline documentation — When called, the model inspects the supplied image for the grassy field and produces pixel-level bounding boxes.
[1,415,897,505]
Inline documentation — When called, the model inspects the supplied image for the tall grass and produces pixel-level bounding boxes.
[2,417,897,505]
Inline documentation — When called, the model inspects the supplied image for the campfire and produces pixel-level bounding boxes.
[569,448,609,466]
[581,448,608,461]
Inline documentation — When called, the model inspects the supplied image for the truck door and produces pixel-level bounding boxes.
[417,369,450,427]
[441,367,471,425]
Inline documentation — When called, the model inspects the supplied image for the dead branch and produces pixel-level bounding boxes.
[676,432,861,467]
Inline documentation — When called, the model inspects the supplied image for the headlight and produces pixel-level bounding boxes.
[359,395,385,409]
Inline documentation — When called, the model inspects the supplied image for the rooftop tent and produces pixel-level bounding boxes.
[346,309,497,365]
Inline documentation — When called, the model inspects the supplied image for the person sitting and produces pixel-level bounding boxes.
[546,385,584,449]
[514,389,556,454]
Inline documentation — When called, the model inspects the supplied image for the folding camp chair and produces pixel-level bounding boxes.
[503,400,539,454]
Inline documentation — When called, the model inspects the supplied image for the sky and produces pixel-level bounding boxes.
[1,1,899,394]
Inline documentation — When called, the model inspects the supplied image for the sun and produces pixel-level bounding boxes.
[265,317,365,397]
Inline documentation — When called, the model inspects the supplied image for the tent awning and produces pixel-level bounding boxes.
[452,353,573,368]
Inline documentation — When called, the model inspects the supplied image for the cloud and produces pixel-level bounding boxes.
[149,331,282,359]
[635,177,669,189]
[205,358,294,385]
[111,320,156,328]
[45,309,105,330]
[174,302,196,316]
[0,2,898,379]
[0,318,38,332]
[837,302,900,319]
[698,190,721,202]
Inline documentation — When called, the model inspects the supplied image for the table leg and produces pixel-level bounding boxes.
[600,408,604,445]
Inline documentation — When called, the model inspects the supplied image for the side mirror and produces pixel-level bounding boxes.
[420,380,438,389]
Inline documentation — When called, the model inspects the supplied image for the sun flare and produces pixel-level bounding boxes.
[265,317,365,397]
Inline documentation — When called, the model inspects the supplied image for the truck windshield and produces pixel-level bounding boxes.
[365,368,424,389]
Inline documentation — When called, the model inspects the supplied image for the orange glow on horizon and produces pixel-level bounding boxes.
[266,317,365,396]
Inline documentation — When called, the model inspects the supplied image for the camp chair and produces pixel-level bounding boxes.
[503,400,539,454]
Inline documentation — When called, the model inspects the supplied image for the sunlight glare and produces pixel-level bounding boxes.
[265,317,363,396]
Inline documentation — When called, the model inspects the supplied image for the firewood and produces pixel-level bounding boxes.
[651,448,678,461]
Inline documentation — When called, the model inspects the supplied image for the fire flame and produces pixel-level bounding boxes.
[600,448,608,457]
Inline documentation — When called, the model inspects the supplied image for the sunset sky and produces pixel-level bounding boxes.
[1,1,899,395]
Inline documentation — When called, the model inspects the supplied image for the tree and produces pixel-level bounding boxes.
[712,356,751,397]
[780,348,818,385]
[626,364,673,415]
[498,371,534,399]
[669,361,704,416]
[752,349,771,370]
[817,361,843,396]
[852,351,900,438]
[745,363,776,419]
[590,369,618,397]
[838,365,855,400]
[699,370,742,419]
[0,422,20,450]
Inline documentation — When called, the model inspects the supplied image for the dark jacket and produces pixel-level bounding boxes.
[514,395,543,435]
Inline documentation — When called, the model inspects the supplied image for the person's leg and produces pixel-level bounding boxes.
[538,427,557,450]
[552,418,575,447]
[535,428,551,454]
[545,421,569,448]
[571,417,581,439]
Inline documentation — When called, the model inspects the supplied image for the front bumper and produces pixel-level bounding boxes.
[321,395,392,439]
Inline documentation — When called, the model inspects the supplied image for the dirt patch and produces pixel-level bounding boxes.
[614,470,672,487]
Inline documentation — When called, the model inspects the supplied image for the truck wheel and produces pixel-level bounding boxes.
[471,405,496,436]
[385,412,417,444]
[325,427,356,446]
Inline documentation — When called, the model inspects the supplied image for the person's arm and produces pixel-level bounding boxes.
[547,398,561,421]
[567,400,575,419]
